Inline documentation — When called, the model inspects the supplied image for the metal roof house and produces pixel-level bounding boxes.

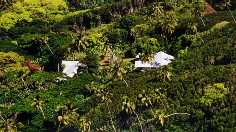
[134,51,174,68]
[61,60,86,78]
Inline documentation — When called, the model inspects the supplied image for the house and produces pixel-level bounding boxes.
[134,51,174,68]
[61,60,86,78]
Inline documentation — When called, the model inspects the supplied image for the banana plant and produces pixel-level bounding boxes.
[121,96,144,132]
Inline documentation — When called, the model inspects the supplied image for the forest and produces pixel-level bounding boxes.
[0,0,236,131]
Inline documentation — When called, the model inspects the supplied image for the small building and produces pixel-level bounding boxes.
[61,60,86,78]
[134,51,174,69]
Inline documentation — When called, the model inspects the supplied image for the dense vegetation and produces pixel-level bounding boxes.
[0,0,236,131]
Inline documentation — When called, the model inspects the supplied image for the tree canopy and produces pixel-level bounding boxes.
[0,0,236,131]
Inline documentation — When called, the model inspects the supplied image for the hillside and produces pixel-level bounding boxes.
[0,0,236,131]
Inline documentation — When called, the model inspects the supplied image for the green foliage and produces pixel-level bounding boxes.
[1,0,236,131]
[119,15,144,30]
[0,0,68,30]
[154,10,178,36]
[106,28,128,44]
[0,40,18,52]
[198,83,228,107]
[133,36,160,61]
[0,52,28,77]
[66,52,87,61]
[0,52,24,67]
[55,104,80,127]
[78,24,114,56]
[68,0,126,9]
[131,24,152,38]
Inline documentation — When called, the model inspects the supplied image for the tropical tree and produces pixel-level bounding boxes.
[121,96,144,132]
[0,0,15,10]
[55,104,80,131]
[0,119,18,132]
[72,34,89,52]
[97,90,116,132]
[0,113,23,132]
[79,117,91,132]
[224,0,236,24]
[87,82,116,131]
[156,66,173,82]
[108,56,132,86]
[31,96,45,119]
[133,37,160,62]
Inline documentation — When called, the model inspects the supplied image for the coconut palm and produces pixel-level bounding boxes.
[56,104,79,126]
[40,36,54,55]
[93,87,117,132]
[56,104,79,131]
[208,56,215,65]
[137,90,153,108]
[137,90,156,119]
[0,119,17,132]
[224,0,236,24]
[156,112,190,126]
[72,34,89,52]
[108,57,131,87]
[157,66,173,82]
[121,96,143,132]
[79,117,91,132]
[0,113,23,132]
[31,96,45,119]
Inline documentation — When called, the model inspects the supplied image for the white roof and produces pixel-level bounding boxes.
[62,60,84,78]
[135,51,174,68]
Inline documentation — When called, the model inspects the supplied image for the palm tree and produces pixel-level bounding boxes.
[157,66,172,82]
[0,113,22,132]
[224,0,236,24]
[79,117,91,132]
[94,88,117,132]
[109,57,130,87]
[137,90,155,114]
[121,96,144,132]
[0,119,18,132]
[142,112,190,127]
[208,56,215,65]
[56,104,79,131]
[40,36,54,55]
[140,53,154,62]
[31,96,45,119]
[156,112,191,126]
[72,34,89,52]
